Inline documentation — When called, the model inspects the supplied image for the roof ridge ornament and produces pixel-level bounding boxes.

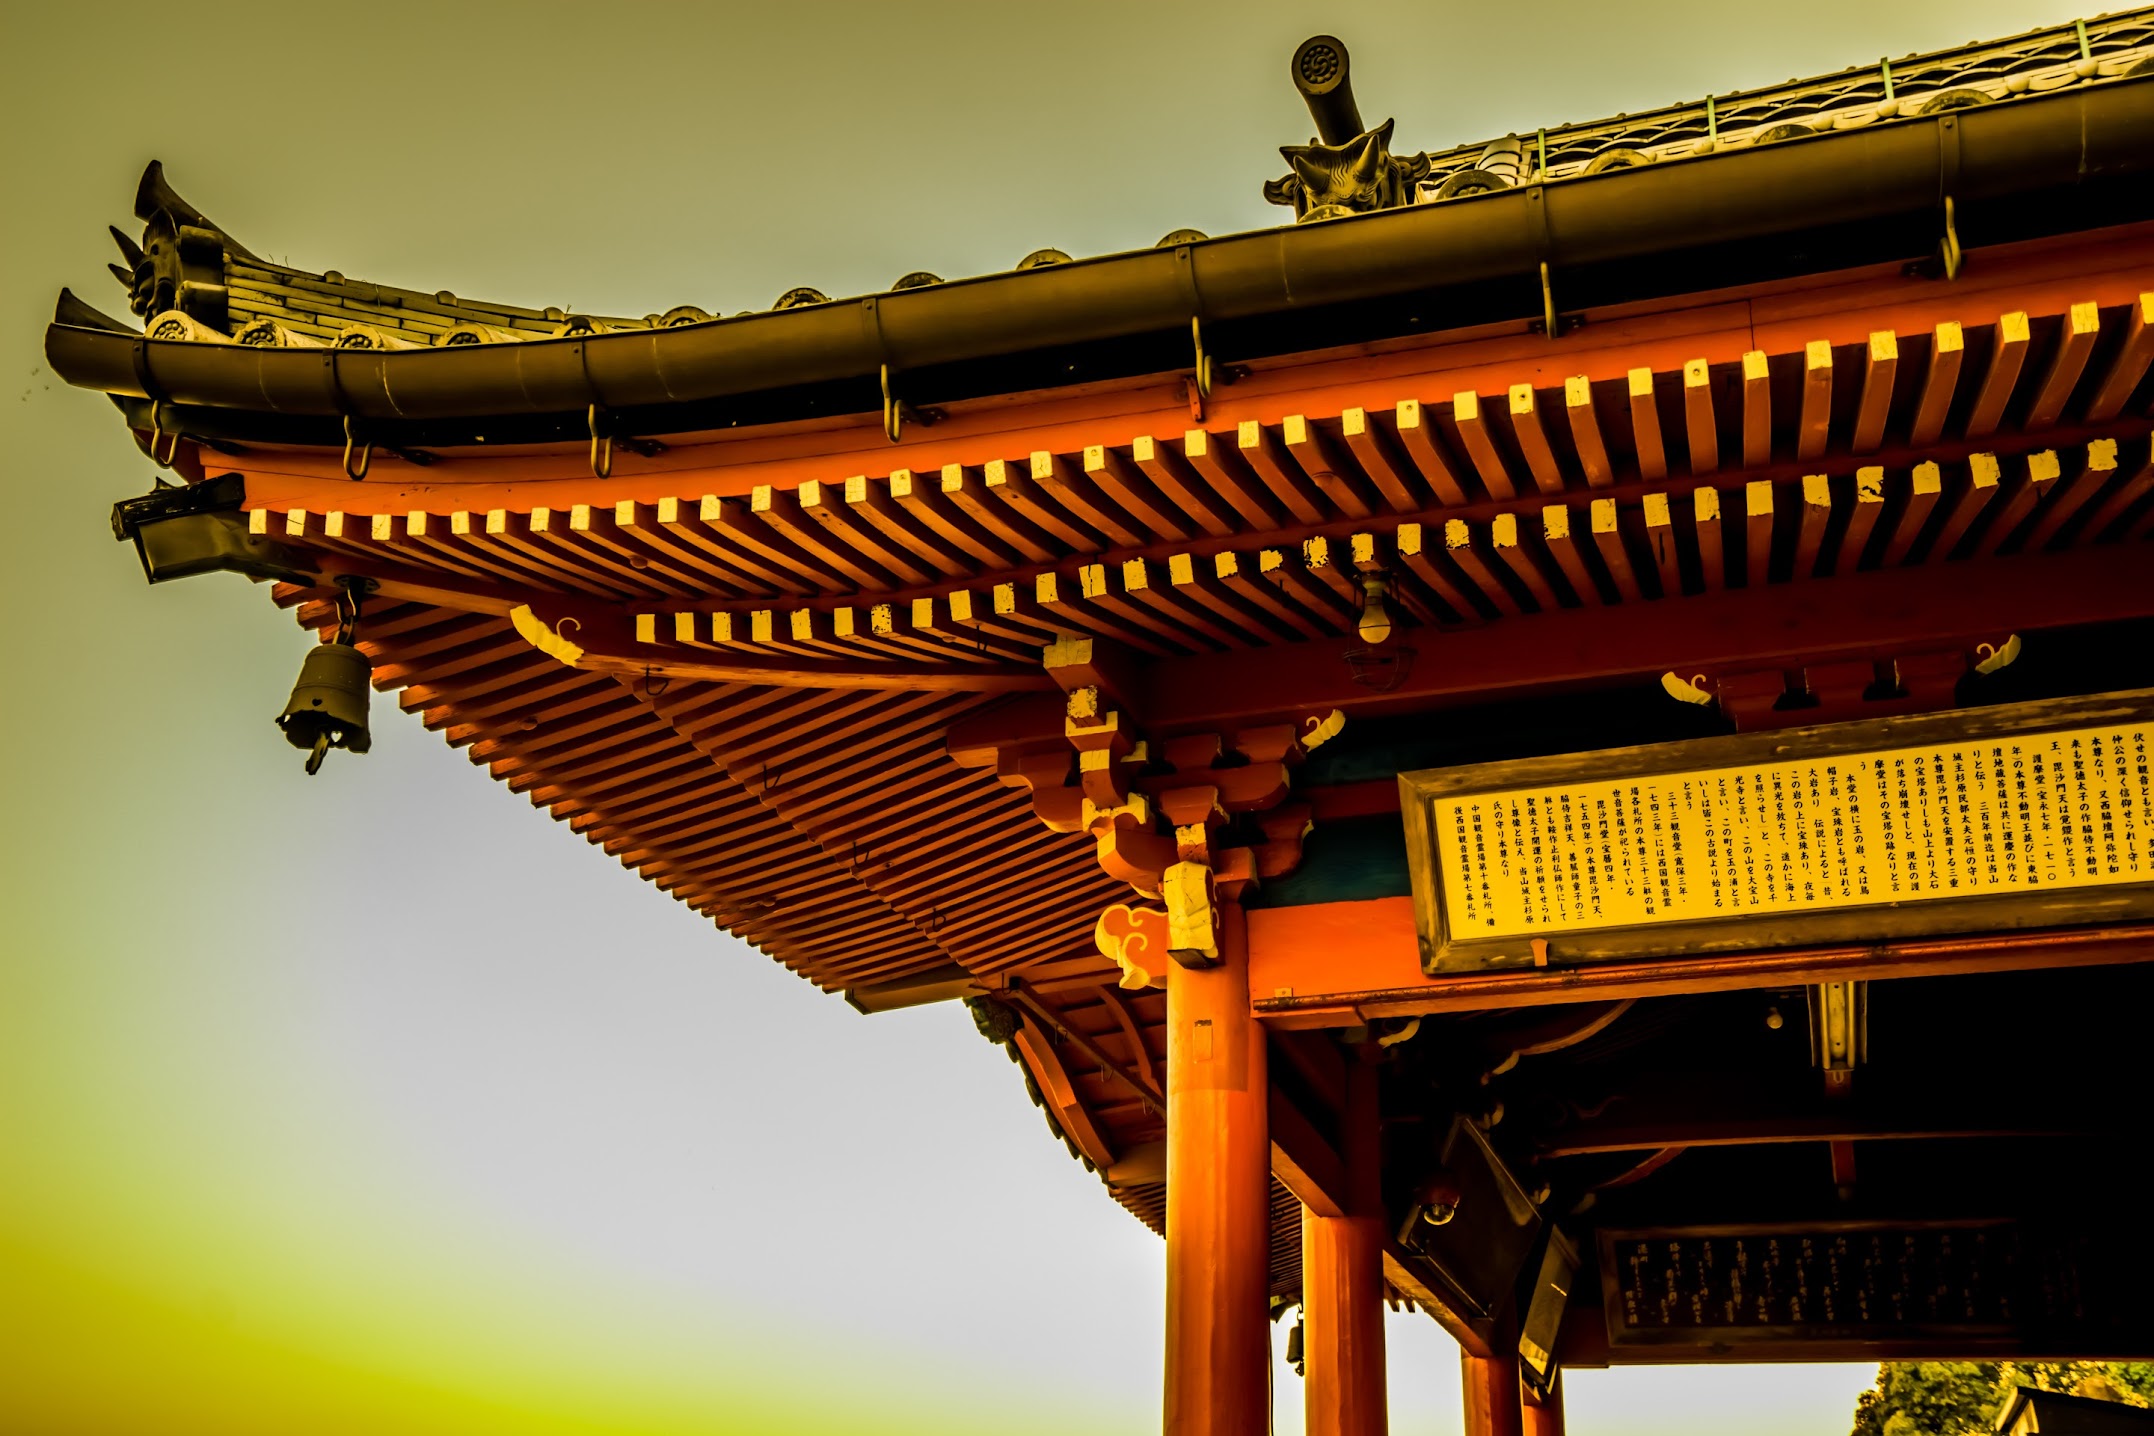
[1264,36,1430,220]
[117,162,248,333]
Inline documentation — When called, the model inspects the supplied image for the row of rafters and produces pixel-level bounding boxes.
[239,285,2149,1275]
[277,582,1183,1241]
[255,432,2153,669]
[275,589,1102,989]
[610,436,2151,662]
[246,292,2154,612]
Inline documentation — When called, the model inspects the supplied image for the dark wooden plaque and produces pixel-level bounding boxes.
[1595,1219,2147,1360]
[1398,690,2154,973]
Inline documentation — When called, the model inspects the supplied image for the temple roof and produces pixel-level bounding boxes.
[45,11,2154,455]
[1997,1385,2154,1435]
[48,8,2154,1340]
[1413,9,2154,191]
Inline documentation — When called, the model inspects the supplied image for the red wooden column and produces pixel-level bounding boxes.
[1164,898,1271,1436]
[1302,1047,1387,1436]
[1460,1351,1524,1436]
[1521,1377,1566,1436]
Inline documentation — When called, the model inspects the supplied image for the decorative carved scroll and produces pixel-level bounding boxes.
[1095,903,1170,990]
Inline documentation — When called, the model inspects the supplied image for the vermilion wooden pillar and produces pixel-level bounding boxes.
[1460,1351,1525,1436]
[1302,1048,1387,1436]
[1164,898,1271,1436]
[1521,1376,1566,1436]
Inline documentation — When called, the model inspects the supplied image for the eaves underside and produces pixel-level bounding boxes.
[48,5,2154,1328]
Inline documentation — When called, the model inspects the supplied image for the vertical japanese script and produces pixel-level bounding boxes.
[1430,723,2153,941]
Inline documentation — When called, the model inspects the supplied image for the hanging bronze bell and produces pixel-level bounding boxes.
[277,641,373,774]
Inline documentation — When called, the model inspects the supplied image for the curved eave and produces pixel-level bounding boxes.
[48,77,2154,451]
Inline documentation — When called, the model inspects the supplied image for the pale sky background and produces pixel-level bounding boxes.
[0,1,2095,1431]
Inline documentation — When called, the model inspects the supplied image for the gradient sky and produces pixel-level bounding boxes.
[0,2,2095,1431]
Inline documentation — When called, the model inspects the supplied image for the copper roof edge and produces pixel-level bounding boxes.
[47,77,2154,450]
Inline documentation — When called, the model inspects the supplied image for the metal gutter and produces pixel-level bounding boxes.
[45,77,2154,449]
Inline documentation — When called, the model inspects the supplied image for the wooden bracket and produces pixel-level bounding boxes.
[955,644,1342,961]
[1676,638,2011,731]
[1044,633,1144,710]
[1163,861,1220,966]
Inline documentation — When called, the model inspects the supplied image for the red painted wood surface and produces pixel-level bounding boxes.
[1302,1050,1388,1436]
[241,216,2154,1398]
[1250,899,2154,1022]
[1461,1351,1525,1436]
[1521,1380,1566,1436]
[1165,902,1272,1436]
[1144,539,2154,731]
[231,228,2154,516]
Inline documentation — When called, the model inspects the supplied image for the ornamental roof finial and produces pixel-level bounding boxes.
[1264,35,1430,222]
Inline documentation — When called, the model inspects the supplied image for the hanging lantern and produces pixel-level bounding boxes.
[276,582,373,775]
[277,640,372,774]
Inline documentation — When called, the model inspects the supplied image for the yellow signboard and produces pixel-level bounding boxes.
[1399,693,2154,971]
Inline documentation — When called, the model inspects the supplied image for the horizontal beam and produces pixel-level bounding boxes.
[1551,1304,2149,1368]
[1535,1070,2093,1156]
[265,540,1049,691]
[845,962,981,1013]
[1145,541,2154,731]
[1249,897,2154,1022]
[1105,1140,1165,1187]
[1542,1114,2079,1156]
[518,598,1049,692]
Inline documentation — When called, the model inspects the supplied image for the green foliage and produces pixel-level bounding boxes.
[1851,1362,2000,1436]
[1850,1362,2154,1436]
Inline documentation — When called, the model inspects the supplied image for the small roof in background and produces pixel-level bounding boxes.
[1998,1386,2154,1436]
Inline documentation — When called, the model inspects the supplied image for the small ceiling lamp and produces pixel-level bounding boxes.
[1409,1170,1462,1227]
[1355,572,1393,644]
[1343,572,1412,691]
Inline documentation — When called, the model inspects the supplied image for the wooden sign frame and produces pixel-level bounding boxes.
[1398,689,2154,974]
[1596,1219,2027,1358]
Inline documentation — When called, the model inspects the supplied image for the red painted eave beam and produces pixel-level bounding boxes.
[1141,542,2154,732]
[1250,900,2154,1024]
